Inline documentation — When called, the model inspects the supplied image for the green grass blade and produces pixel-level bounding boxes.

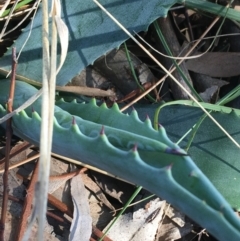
[185,0,240,21]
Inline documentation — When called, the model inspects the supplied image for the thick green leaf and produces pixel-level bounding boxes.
[1,81,240,241]
[0,0,178,86]
[59,99,240,208]
[0,0,239,86]
[136,105,240,209]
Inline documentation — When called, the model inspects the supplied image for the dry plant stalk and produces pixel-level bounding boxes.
[16,161,39,241]
[35,0,51,238]
[21,0,64,240]
[35,0,69,240]
[0,48,17,241]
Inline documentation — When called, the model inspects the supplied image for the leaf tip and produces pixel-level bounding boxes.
[100,126,105,135]
[132,143,138,152]
[165,148,187,156]
[166,163,173,170]
[72,116,76,125]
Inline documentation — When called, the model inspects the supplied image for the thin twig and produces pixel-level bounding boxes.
[0,192,69,224]
[50,152,131,183]
[48,194,73,218]
[56,85,115,97]
[16,161,39,241]
[0,48,17,241]
[46,211,69,224]
[0,153,39,174]
[92,226,113,241]
[47,168,87,218]
[0,141,32,165]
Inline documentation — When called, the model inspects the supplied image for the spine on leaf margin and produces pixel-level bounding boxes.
[0,80,240,241]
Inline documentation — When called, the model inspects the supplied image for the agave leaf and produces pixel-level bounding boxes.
[135,104,240,209]
[56,96,240,209]
[0,0,239,86]
[0,0,178,86]
[0,80,240,241]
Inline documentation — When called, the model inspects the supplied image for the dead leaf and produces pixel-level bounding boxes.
[156,206,192,241]
[199,85,219,103]
[156,217,192,241]
[165,206,186,228]
[186,52,240,77]
[104,198,165,241]
[191,72,228,93]
[69,173,92,241]
[92,172,135,204]
[82,173,116,213]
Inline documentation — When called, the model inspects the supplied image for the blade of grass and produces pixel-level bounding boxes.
[153,21,203,102]
[217,85,240,106]
[123,42,156,102]
[185,0,239,21]
[0,0,34,18]
[2,0,40,38]
[0,0,11,17]
[155,100,240,115]
[99,186,142,241]
[154,83,240,149]
[153,99,240,150]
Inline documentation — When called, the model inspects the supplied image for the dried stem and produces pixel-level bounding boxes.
[92,226,113,241]
[0,141,32,165]
[16,161,39,241]
[0,48,17,241]
[37,0,50,238]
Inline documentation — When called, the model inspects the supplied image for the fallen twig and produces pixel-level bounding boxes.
[16,161,39,241]
[0,141,32,165]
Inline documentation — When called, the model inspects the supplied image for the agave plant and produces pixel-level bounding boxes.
[0,1,240,240]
